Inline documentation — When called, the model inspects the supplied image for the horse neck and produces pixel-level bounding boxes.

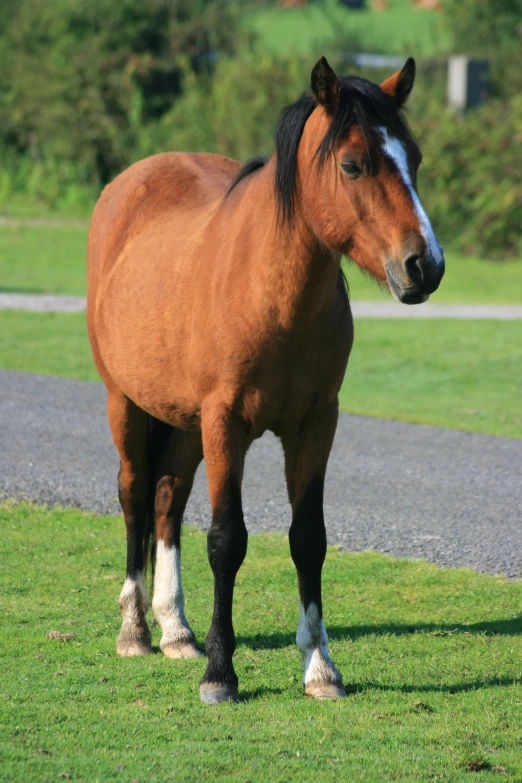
[236,157,342,327]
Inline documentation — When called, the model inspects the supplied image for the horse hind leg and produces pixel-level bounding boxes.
[151,426,204,659]
[107,390,153,656]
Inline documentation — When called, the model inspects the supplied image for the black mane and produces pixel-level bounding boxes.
[227,74,414,225]
[225,156,268,200]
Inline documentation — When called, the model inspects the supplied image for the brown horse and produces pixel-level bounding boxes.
[87,56,444,704]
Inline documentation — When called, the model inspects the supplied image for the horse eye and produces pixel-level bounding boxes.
[341,161,362,177]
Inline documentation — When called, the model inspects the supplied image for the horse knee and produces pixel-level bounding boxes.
[207,522,248,576]
[289,519,326,575]
[207,475,247,575]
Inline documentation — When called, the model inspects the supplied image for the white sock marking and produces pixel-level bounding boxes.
[152,540,194,647]
[118,572,148,635]
[378,126,444,266]
[296,602,341,685]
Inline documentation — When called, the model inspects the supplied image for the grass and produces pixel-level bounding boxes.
[345,257,522,305]
[2,223,522,304]
[1,501,521,782]
[244,0,450,59]
[341,319,522,437]
[1,311,521,437]
[0,311,98,381]
[0,224,87,296]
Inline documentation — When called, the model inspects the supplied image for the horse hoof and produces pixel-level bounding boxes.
[162,642,204,659]
[199,683,240,705]
[116,639,153,657]
[305,681,347,700]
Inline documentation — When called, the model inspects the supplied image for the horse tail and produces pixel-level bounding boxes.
[144,414,173,581]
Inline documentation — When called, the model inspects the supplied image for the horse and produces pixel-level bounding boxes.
[87,56,444,704]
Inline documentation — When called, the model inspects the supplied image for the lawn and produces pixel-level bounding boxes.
[0,224,87,296]
[341,319,522,438]
[2,223,522,304]
[0,311,98,382]
[244,0,450,59]
[1,502,521,782]
[1,311,521,438]
[345,256,522,306]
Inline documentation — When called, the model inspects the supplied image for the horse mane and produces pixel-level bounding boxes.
[225,156,268,200]
[227,74,414,226]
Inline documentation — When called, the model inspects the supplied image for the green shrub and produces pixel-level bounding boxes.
[417,96,522,259]
[0,0,244,203]
[442,0,522,98]
[136,54,308,163]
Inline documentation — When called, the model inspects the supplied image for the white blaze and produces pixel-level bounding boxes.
[296,602,341,685]
[152,539,194,648]
[378,126,444,266]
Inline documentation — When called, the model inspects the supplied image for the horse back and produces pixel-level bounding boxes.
[88,152,240,284]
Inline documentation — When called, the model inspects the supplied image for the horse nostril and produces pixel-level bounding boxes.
[403,254,425,285]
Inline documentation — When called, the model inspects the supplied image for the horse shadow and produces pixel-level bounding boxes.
[236,615,522,651]
[234,616,521,696]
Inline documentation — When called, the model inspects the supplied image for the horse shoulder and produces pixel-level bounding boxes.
[88,152,241,275]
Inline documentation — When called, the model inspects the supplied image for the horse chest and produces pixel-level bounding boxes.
[194,317,351,433]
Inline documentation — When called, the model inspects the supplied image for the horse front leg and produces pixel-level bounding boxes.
[199,406,249,705]
[282,399,346,699]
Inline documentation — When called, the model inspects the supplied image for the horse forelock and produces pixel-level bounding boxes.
[274,74,414,225]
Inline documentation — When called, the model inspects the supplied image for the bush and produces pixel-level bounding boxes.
[442,0,522,98]
[136,54,309,163]
[0,0,244,208]
[417,96,522,259]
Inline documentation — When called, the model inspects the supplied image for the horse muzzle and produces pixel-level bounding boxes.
[386,249,445,305]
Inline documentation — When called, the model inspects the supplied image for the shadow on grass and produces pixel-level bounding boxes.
[343,676,519,695]
[237,615,522,651]
[240,686,286,701]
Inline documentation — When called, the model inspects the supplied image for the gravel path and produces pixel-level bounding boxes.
[1,369,521,578]
[2,292,522,319]
[0,293,86,312]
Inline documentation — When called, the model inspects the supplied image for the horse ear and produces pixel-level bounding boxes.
[311,57,339,110]
[380,57,416,108]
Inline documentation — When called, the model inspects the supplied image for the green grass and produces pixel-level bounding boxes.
[245,0,450,59]
[345,256,522,305]
[341,319,522,437]
[1,311,521,437]
[0,311,98,381]
[2,224,522,304]
[0,224,87,295]
[1,502,521,782]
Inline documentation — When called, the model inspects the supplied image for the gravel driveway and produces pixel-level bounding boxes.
[1,369,521,578]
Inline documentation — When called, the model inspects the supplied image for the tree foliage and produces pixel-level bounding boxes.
[418,95,522,259]
[443,0,522,49]
[0,1,520,258]
[0,0,242,200]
